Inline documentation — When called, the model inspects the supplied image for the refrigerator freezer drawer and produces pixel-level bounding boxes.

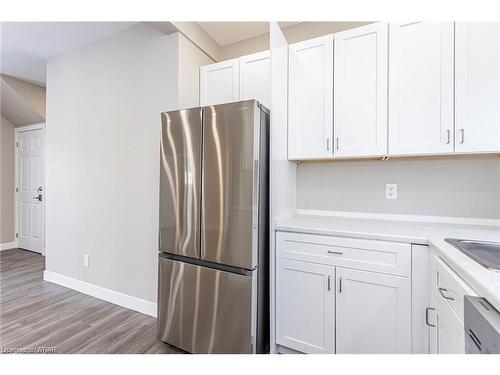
[158,256,254,353]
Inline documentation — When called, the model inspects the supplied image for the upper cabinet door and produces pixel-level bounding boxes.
[200,58,239,106]
[388,22,454,155]
[334,23,388,157]
[239,50,271,109]
[455,23,500,153]
[288,34,334,160]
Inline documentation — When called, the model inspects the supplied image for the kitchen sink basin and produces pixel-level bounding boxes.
[445,238,500,271]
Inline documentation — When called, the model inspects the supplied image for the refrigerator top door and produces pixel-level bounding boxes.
[201,100,261,270]
[159,108,202,259]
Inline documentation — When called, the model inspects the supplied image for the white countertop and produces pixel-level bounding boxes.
[276,212,500,311]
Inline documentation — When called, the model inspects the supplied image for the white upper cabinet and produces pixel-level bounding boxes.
[200,58,239,106]
[335,267,411,354]
[239,50,271,108]
[455,22,500,153]
[288,34,334,160]
[334,23,388,157]
[388,22,454,155]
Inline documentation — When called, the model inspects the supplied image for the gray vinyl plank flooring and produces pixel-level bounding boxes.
[0,248,184,354]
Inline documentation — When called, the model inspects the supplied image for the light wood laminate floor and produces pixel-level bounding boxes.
[0,248,184,354]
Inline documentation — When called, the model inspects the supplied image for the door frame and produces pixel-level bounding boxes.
[15,122,46,255]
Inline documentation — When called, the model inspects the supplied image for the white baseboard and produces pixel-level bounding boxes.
[43,271,157,317]
[0,241,17,251]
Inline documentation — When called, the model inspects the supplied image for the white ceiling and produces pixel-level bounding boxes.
[197,22,300,46]
[0,22,137,86]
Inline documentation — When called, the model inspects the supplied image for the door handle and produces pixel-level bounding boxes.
[327,250,343,255]
[438,287,455,301]
[32,194,42,202]
[426,307,436,327]
[460,129,465,144]
[327,275,331,291]
[446,129,451,144]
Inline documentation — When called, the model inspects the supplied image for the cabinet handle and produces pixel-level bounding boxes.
[446,129,451,144]
[460,129,465,144]
[336,137,340,150]
[326,138,330,151]
[438,287,455,301]
[327,250,343,255]
[339,277,342,293]
[426,307,436,327]
[327,275,331,291]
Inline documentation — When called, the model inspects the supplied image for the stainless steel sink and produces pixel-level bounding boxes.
[445,238,500,271]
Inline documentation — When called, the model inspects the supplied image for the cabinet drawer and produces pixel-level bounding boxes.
[276,231,411,277]
[429,251,477,323]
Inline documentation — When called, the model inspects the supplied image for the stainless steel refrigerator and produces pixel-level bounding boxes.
[157,100,269,354]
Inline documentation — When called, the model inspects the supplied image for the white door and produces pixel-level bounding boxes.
[429,288,465,354]
[335,268,411,354]
[288,34,334,160]
[199,58,239,106]
[388,22,454,155]
[334,22,388,157]
[17,128,45,253]
[276,258,335,354]
[455,22,500,153]
[239,50,271,108]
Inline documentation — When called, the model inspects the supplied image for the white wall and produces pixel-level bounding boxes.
[0,115,16,243]
[1,74,46,119]
[178,33,215,108]
[219,22,371,60]
[45,24,179,304]
[297,156,500,219]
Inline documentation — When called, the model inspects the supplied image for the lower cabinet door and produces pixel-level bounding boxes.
[276,258,335,353]
[429,288,465,354]
[335,268,412,353]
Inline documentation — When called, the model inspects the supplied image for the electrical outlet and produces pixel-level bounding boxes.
[84,254,90,268]
[386,184,398,200]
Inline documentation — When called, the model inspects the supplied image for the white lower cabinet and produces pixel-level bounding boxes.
[276,258,335,354]
[427,251,477,354]
[275,231,413,354]
[428,288,465,354]
[335,267,412,353]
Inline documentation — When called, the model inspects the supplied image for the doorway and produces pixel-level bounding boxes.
[16,124,45,254]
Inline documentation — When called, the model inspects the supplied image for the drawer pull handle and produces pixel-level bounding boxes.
[327,250,343,255]
[438,287,455,301]
[425,307,436,327]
